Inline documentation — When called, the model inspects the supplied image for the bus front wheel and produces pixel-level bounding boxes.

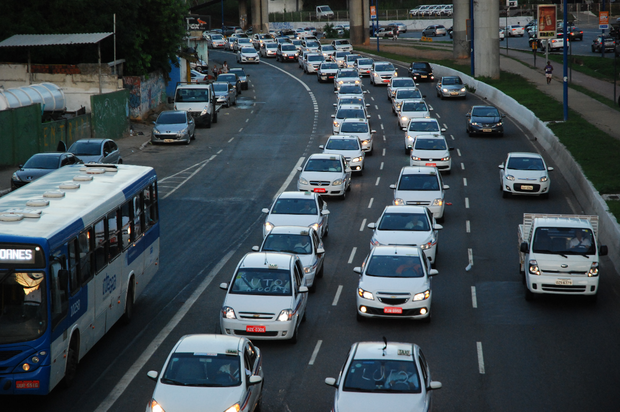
[62,336,79,389]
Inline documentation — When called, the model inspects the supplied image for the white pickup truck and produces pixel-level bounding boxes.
[518,213,608,301]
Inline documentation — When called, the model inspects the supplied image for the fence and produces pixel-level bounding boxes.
[91,89,130,140]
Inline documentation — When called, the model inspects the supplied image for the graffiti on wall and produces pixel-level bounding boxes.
[123,72,166,120]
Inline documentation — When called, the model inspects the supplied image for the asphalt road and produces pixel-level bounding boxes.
[6,49,620,412]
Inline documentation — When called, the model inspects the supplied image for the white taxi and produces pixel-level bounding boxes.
[253,226,325,292]
[397,99,431,129]
[387,77,417,100]
[320,135,365,173]
[261,191,330,238]
[219,252,308,343]
[403,118,445,154]
[145,334,263,412]
[370,61,398,86]
[331,104,369,134]
[392,88,425,114]
[499,152,553,198]
[354,57,374,77]
[409,134,453,173]
[368,205,441,264]
[297,153,352,199]
[337,118,375,154]
[325,340,442,411]
[391,166,449,222]
[355,246,438,321]
[333,68,362,91]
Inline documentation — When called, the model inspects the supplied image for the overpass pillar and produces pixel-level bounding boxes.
[350,0,364,45]
[261,0,269,33]
[453,0,470,59]
[362,0,370,45]
[251,0,261,33]
[239,0,248,29]
[473,0,500,78]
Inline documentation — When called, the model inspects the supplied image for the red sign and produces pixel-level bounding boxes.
[384,307,403,314]
[16,380,40,389]
[425,162,437,166]
[599,11,609,29]
[537,5,557,39]
[246,325,266,333]
[313,188,326,193]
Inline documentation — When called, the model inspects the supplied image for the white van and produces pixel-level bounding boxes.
[172,83,217,128]
[316,5,335,19]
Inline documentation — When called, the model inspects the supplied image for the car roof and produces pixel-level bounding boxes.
[160,110,186,115]
[382,205,428,214]
[276,191,319,200]
[401,166,439,175]
[341,118,368,123]
[353,341,417,361]
[507,152,544,158]
[308,153,344,160]
[174,334,245,354]
[241,252,295,270]
[29,152,65,158]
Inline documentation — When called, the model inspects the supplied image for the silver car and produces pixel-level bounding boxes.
[68,138,123,163]
[212,82,237,107]
[150,110,196,145]
[436,76,467,99]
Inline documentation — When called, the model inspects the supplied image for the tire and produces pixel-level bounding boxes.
[323,224,329,238]
[62,336,79,389]
[205,115,212,129]
[289,321,299,344]
[317,265,324,278]
[308,282,316,293]
[340,189,347,200]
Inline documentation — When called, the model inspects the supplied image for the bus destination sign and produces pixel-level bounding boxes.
[0,247,38,264]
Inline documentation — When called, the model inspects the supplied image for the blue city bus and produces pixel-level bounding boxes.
[0,164,159,395]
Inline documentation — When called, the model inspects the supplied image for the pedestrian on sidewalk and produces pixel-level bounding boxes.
[222,61,229,73]
[392,26,398,41]
[544,61,553,84]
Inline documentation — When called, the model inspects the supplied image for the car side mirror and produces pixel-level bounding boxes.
[325,377,337,387]
[371,130,376,134]
[248,375,263,385]
[429,381,442,390]
[261,208,270,213]
[389,184,396,189]
[353,267,362,274]
[367,222,377,229]
[147,371,159,381]
[499,164,505,169]
[466,113,471,118]
[18,164,24,169]
[246,74,250,77]
[366,104,370,107]
[331,114,335,118]
[321,209,330,216]
[367,115,371,119]
[333,103,337,107]
[501,114,506,118]
[251,246,259,251]
[520,242,529,253]
[434,224,443,230]
[449,147,454,151]
[219,282,229,290]
[297,166,302,171]
[402,128,407,131]
[443,185,450,190]
[299,286,309,293]
[547,166,554,171]
[429,269,439,276]
[319,145,325,149]
[345,167,352,173]
[334,91,338,94]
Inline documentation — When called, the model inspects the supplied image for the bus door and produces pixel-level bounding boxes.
[96,212,124,333]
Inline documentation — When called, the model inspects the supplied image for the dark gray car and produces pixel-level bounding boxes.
[11,152,82,190]
[68,139,122,164]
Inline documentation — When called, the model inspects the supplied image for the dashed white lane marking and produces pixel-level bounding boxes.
[566,196,578,214]
[463,178,467,186]
[380,162,384,170]
[457,148,462,157]
[360,218,367,231]
[461,162,465,170]
[468,248,474,267]
[443,123,448,129]
[217,149,223,154]
[378,114,382,120]
[375,105,379,110]
[466,220,471,233]
[371,96,375,101]
[450,134,455,140]
[368,198,374,208]
[251,110,254,114]
[273,157,306,201]
[471,286,478,308]
[246,118,249,123]
[238,128,243,132]
[380,124,384,130]
[228,137,235,143]
[465,197,470,208]
[382,148,386,156]
[375,177,380,186]
[477,342,486,374]
[348,247,357,264]
[333,285,343,306]
[383,135,386,141]
[435,113,441,118]
[309,340,323,365]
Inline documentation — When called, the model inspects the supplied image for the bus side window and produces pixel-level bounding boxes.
[67,239,80,295]
[144,184,158,229]
[151,182,159,222]
[121,201,132,247]
[50,262,69,331]
[133,194,144,238]
[94,218,108,273]
[108,210,121,260]
[79,229,94,286]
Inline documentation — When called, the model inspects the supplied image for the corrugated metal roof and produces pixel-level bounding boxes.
[0,33,113,48]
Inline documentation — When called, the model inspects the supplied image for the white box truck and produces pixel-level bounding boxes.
[172,83,217,128]
[316,5,335,19]
[518,213,608,301]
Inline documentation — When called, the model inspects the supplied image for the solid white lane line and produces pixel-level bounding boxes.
[375,177,380,186]
[94,249,237,412]
[368,198,374,208]
[332,285,343,306]
[477,342,486,374]
[309,340,323,365]
[380,162,384,170]
[466,220,471,233]
[348,247,357,264]
[461,162,465,170]
[382,148,386,156]
[228,137,235,143]
[273,157,305,201]
[457,148,462,157]
[463,178,467,186]
[465,197,469,208]
[471,286,478,308]
[360,218,367,231]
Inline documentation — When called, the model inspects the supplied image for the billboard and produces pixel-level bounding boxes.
[186,15,211,31]
[537,5,557,40]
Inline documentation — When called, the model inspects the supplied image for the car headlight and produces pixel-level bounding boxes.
[176,128,188,137]
[394,198,405,206]
[461,87,466,92]
[540,176,549,182]
[413,290,431,301]
[528,259,540,275]
[588,262,599,277]
[277,309,294,321]
[407,135,413,141]
[370,237,380,247]
[362,140,369,145]
[221,306,237,319]
[149,399,165,412]
[441,156,450,161]
[432,198,444,206]
[264,221,274,233]
[401,116,408,122]
[12,172,21,181]
[505,174,515,181]
[201,106,209,116]
[224,403,241,412]
[358,288,374,300]
[442,88,449,93]
[352,156,363,162]
[304,264,316,274]
[299,176,309,185]
[496,122,503,127]
[311,222,321,232]
[332,179,344,186]
[420,237,436,250]
[338,80,344,84]
[471,122,479,126]
[153,128,161,135]
[355,80,360,84]
[411,156,421,161]
[333,121,340,128]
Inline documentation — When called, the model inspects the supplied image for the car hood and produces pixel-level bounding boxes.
[373,230,433,246]
[323,148,364,159]
[441,84,464,91]
[14,168,55,181]
[536,253,594,273]
[241,52,258,56]
[360,272,430,293]
[394,190,442,203]
[373,70,396,76]
[154,123,188,133]
[339,131,371,140]
[224,293,294,314]
[471,115,501,123]
[335,390,426,412]
[320,69,339,74]
[301,171,345,182]
[152,381,245,412]
[411,68,432,74]
[506,169,547,181]
[267,214,321,228]
[411,149,449,159]
[213,91,229,97]
[406,131,442,139]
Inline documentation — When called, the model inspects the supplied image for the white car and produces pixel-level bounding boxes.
[261,191,330,238]
[317,62,339,83]
[499,152,553,198]
[354,57,374,77]
[506,24,525,37]
[336,84,367,100]
[233,37,252,52]
[387,77,417,100]
[391,166,449,222]
[334,97,369,112]
[253,226,325,292]
[332,104,369,134]
[334,68,362,91]
[260,42,278,57]
[409,135,453,174]
[297,153,352,199]
[436,75,467,99]
[237,47,260,64]
[392,88,424,114]
[301,39,321,53]
[397,99,431,128]
[319,44,337,61]
[345,54,361,68]
[303,53,324,74]
[368,206,442,265]
[220,252,308,343]
[333,51,351,68]
[325,341,442,411]
[337,118,375,154]
[331,39,353,52]
[404,118,446,154]
[320,135,365,173]
[370,61,398,86]
[145,334,263,412]
[206,34,226,49]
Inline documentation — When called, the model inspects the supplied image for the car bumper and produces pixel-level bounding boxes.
[439,89,466,98]
[356,298,431,320]
[503,180,550,196]
[319,73,336,81]
[151,133,191,144]
[526,274,598,296]
[411,74,434,82]
[280,54,298,61]
[239,56,260,63]
[361,140,373,152]
[410,159,451,172]
[297,183,346,196]
[220,318,297,340]
[468,124,504,135]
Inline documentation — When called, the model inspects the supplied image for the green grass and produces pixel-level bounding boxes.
[548,54,620,83]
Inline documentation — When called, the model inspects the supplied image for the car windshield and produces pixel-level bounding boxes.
[306,41,319,47]
[238,38,251,43]
[401,102,428,112]
[161,352,241,387]
[339,85,363,94]
[0,271,47,344]
[343,359,422,393]
[229,69,246,76]
[408,121,439,132]
[212,34,223,40]
[292,40,302,45]
[308,55,323,62]
[392,79,415,87]
[213,83,229,92]
[263,233,312,254]
[442,77,463,85]
[507,157,545,170]
[341,122,368,133]
[339,98,365,106]
[326,138,360,151]
[366,255,425,278]
[305,158,343,172]
[241,47,255,53]
[266,43,278,49]
[346,55,361,62]
[398,175,440,191]
[375,64,394,71]
[378,212,430,232]
[337,40,350,45]
[412,63,429,70]
[23,155,61,169]
[157,112,187,124]
[282,45,296,51]
[175,88,210,103]
[322,45,335,51]
[339,70,358,78]
[414,138,447,150]
[68,141,101,156]
[321,63,338,69]
[272,198,317,215]
[472,107,499,117]
[336,109,365,119]
[532,227,596,255]
[335,51,350,58]
[218,74,236,82]
[357,59,373,65]
[230,268,292,295]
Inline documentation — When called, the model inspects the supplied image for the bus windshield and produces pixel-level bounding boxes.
[0,270,47,344]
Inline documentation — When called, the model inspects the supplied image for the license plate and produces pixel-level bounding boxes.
[383,79,390,83]
[313,188,326,193]
[16,381,40,389]
[329,75,334,78]
[246,325,266,333]
[556,279,573,286]
[164,139,174,143]
[450,92,459,95]
[425,162,437,166]
[521,185,534,190]
[482,128,493,132]
[384,307,403,314]
[421,75,427,78]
